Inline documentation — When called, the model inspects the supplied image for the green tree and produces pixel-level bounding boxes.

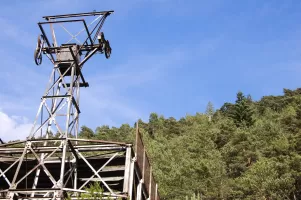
[72,88,301,200]
[149,113,160,137]
[78,126,94,139]
[231,91,254,127]
[233,158,294,199]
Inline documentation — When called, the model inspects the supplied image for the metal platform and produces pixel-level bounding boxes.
[0,128,160,200]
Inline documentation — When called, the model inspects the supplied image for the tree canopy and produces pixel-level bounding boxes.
[78,88,301,199]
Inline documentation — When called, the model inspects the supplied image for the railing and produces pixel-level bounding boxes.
[135,126,160,200]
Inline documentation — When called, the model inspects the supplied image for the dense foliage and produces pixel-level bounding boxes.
[79,88,301,199]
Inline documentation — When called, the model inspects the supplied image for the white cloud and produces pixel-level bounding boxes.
[0,110,32,142]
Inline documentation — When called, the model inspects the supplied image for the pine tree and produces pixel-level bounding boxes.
[231,91,254,127]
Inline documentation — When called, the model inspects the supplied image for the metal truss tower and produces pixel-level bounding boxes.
[3,11,115,199]
[0,10,161,200]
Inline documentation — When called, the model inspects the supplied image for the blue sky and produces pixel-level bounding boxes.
[0,0,301,140]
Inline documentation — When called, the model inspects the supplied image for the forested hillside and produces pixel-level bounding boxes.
[79,88,301,200]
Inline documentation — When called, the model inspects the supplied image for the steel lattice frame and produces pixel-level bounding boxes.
[0,11,131,200]
[0,10,161,200]
[0,139,133,199]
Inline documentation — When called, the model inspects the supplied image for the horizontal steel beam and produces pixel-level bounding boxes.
[0,197,124,200]
[62,83,89,88]
[38,19,84,25]
[9,188,59,192]
[69,138,130,146]
[79,176,124,182]
[43,11,114,20]
[0,157,126,164]
[4,138,129,145]
[43,45,101,54]
[75,144,123,148]
[0,138,129,147]
[0,140,25,147]
[0,146,126,154]
[42,95,71,98]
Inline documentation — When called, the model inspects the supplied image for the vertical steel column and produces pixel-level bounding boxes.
[136,180,143,200]
[123,146,132,193]
[149,166,152,199]
[59,64,76,192]
[155,184,158,200]
[128,156,136,200]
[75,79,81,143]
[31,81,62,197]
[142,150,146,183]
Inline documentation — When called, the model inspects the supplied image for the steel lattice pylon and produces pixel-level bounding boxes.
[1,11,122,200]
[0,10,161,200]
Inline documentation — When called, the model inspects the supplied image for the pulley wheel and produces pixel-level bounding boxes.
[104,40,111,59]
[34,48,42,65]
[34,35,43,65]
